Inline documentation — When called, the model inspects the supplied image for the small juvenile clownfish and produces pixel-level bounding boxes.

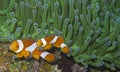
[9,39,57,63]
[36,35,70,54]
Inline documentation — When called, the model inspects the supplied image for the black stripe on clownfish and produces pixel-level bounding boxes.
[36,35,70,54]
[9,39,57,63]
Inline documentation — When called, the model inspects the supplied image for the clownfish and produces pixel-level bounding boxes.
[36,35,70,54]
[9,39,57,63]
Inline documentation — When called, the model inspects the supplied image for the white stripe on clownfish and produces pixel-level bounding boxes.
[60,43,66,49]
[40,51,50,59]
[41,38,47,46]
[15,40,24,53]
[50,36,58,44]
[25,42,37,53]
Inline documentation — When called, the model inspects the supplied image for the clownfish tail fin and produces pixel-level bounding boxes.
[40,51,57,63]
[60,43,69,54]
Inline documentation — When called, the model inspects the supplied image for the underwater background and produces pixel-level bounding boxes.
[0,0,120,72]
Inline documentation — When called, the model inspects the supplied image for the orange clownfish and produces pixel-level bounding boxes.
[9,39,57,63]
[36,35,70,54]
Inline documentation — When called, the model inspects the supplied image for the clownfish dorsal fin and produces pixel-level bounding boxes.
[15,40,24,53]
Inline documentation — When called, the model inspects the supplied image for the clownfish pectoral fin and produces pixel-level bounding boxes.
[40,51,57,63]
[44,43,52,50]
[21,50,31,58]
[17,53,23,59]
[32,54,40,60]
[32,50,41,60]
